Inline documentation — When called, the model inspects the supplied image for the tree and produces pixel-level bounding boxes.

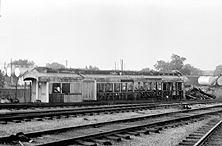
[182,64,203,76]
[154,60,172,72]
[85,65,99,70]
[154,54,203,75]
[46,62,65,69]
[140,68,150,72]
[12,59,35,67]
[170,54,186,71]
[213,65,222,75]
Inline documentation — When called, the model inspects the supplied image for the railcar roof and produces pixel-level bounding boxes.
[33,67,182,76]
[23,67,184,82]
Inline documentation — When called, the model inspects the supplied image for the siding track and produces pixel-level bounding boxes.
[179,118,222,146]
[1,106,222,146]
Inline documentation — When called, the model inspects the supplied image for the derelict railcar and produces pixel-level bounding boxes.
[95,75,184,101]
[23,67,185,103]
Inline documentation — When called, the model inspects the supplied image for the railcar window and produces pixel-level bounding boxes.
[143,82,148,91]
[127,82,134,91]
[121,83,127,92]
[162,83,167,90]
[172,82,176,91]
[97,83,105,92]
[134,82,138,91]
[151,82,156,90]
[166,82,170,90]
[172,82,176,95]
[114,83,120,92]
[139,82,145,91]
[177,82,182,90]
[147,82,152,90]
[62,83,70,94]
[52,83,61,93]
[167,82,173,90]
[105,83,113,92]
[157,82,162,90]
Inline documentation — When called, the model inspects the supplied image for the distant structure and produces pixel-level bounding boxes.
[202,70,214,75]
[4,62,36,86]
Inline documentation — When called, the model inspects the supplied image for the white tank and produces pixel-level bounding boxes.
[198,76,217,86]
[217,76,222,86]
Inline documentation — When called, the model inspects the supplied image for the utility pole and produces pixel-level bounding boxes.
[120,59,123,71]
[11,59,13,84]
[66,60,68,68]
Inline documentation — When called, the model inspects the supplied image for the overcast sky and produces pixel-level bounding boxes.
[1,0,222,71]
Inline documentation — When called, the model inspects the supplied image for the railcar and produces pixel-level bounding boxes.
[23,67,185,103]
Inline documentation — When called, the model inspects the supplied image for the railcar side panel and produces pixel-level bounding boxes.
[82,80,96,101]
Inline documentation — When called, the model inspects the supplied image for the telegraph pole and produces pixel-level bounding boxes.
[120,59,123,71]
[11,59,13,84]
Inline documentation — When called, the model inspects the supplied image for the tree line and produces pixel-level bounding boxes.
[1,56,222,84]
[152,54,203,75]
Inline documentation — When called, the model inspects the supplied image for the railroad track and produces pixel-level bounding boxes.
[0,102,193,124]
[178,118,222,146]
[0,101,220,124]
[1,105,222,146]
[0,100,215,110]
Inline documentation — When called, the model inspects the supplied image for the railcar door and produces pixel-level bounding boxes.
[82,80,96,101]
[69,82,82,102]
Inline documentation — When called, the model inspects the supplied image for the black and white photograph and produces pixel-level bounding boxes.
[1,0,222,146]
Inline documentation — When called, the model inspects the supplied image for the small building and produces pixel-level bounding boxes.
[23,67,84,103]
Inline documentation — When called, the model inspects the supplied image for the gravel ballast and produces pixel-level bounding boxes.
[0,103,221,137]
[0,108,179,136]
[112,116,217,146]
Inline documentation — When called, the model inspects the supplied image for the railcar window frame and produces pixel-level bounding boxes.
[157,82,162,90]
[114,83,120,92]
[61,83,70,94]
[127,82,134,91]
[97,83,105,92]
[143,82,148,91]
[121,82,127,92]
[105,83,113,92]
[134,82,139,91]
[52,83,61,93]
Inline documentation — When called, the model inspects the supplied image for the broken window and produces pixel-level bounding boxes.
[52,83,61,93]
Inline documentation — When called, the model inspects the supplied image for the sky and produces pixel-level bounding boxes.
[1,0,222,71]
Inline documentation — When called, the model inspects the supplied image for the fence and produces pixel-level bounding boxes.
[0,86,31,103]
